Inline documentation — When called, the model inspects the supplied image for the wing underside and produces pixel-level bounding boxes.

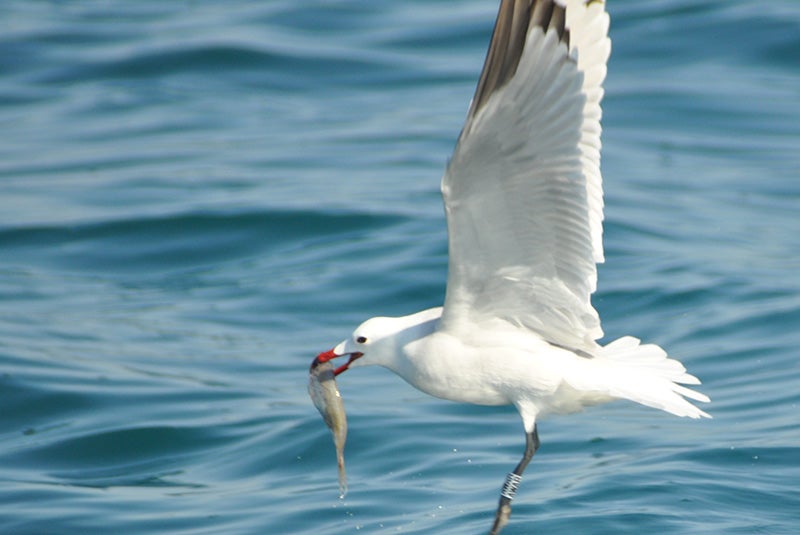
[440,0,610,352]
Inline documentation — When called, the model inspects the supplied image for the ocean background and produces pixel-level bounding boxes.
[1,0,798,533]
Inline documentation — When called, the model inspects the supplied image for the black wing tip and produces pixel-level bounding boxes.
[468,0,573,120]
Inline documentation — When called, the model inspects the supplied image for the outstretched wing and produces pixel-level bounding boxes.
[440,0,610,352]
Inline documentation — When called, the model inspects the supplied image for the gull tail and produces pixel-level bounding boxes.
[597,336,711,419]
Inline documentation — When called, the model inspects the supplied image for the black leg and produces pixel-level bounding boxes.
[489,425,540,535]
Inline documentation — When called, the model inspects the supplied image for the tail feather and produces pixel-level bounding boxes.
[596,336,711,419]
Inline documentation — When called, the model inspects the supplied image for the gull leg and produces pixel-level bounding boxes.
[489,425,540,535]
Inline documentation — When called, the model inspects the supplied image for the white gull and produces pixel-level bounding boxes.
[316,1,710,532]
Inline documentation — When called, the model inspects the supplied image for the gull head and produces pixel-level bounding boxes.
[316,315,424,376]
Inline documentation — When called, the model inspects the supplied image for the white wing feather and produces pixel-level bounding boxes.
[440,0,610,352]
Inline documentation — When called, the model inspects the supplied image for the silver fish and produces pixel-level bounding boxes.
[308,356,347,497]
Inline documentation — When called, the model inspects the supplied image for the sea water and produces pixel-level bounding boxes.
[1,1,799,533]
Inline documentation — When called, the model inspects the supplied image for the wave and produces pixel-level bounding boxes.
[0,208,408,274]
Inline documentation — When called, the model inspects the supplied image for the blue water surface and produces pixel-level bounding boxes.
[1,1,799,533]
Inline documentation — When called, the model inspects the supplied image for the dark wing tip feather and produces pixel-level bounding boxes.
[467,0,571,121]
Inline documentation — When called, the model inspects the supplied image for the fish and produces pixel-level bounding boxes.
[308,356,347,497]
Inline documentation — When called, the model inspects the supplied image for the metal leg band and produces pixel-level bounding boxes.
[500,472,523,500]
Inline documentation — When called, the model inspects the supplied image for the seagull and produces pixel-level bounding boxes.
[315,0,710,532]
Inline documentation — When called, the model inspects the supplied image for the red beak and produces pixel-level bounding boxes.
[315,348,363,376]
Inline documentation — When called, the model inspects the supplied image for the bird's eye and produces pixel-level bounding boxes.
[356,336,367,344]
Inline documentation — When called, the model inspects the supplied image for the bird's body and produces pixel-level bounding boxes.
[389,316,611,412]
[336,306,707,421]
[315,0,709,532]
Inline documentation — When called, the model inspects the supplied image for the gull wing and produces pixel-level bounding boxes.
[440,0,611,351]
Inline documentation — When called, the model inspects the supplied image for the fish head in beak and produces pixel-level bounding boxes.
[315,340,363,376]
